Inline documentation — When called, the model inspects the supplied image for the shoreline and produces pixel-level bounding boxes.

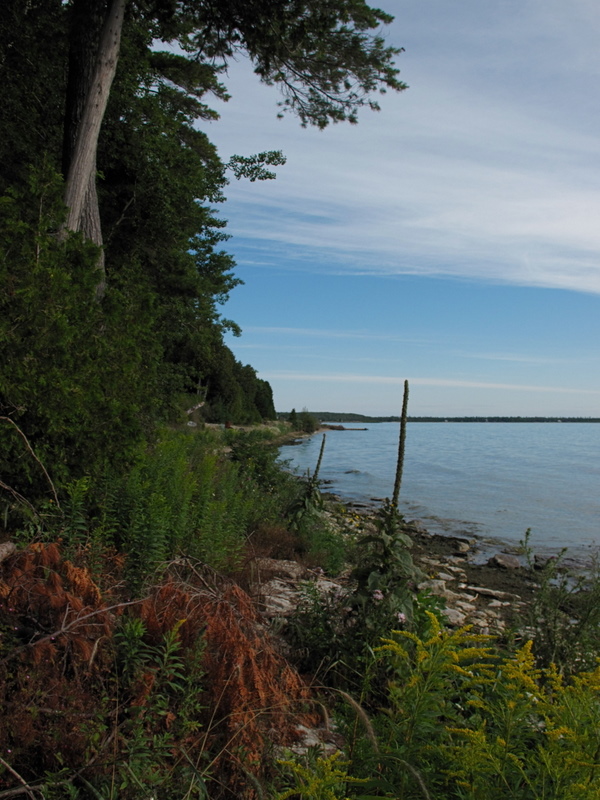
[281,424,600,573]
[319,497,543,634]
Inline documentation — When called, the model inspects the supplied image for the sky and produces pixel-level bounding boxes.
[201,0,600,417]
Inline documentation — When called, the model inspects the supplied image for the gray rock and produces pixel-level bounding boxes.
[417,579,447,594]
[259,579,302,617]
[438,563,466,576]
[254,558,306,580]
[533,554,557,570]
[437,571,458,582]
[441,607,467,626]
[445,555,470,565]
[0,541,16,565]
[455,600,478,612]
[466,585,520,601]
[488,553,521,570]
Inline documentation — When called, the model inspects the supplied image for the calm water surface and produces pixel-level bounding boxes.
[280,423,600,560]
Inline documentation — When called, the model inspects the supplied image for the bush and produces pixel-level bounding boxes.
[298,409,320,433]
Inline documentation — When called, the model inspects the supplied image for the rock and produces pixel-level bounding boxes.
[407,520,429,534]
[488,553,521,570]
[441,608,467,627]
[482,608,500,619]
[437,571,458,582]
[466,585,520,601]
[419,556,442,567]
[534,554,557,570]
[0,541,16,565]
[288,725,340,757]
[316,578,346,597]
[455,541,471,554]
[437,563,465,575]
[417,579,447,594]
[445,555,470,565]
[443,589,476,603]
[253,558,306,581]
[259,579,302,617]
[455,600,478,612]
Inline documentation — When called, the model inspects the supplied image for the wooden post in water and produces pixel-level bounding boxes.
[392,380,409,509]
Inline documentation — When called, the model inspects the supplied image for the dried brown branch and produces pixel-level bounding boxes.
[0,598,144,666]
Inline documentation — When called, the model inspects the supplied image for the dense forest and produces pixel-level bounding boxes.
[3,3,600,799]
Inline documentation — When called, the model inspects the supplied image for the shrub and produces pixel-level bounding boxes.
[338,614,600,799]
[298,410,320,434]
[519,531,600,674]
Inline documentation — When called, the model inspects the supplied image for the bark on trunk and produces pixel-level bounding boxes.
[62,0,126,300]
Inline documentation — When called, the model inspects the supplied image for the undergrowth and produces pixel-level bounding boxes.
[2,426,600,799]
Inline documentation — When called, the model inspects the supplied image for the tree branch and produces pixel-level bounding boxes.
[0,757,43,799]
[0,598,145,666]
[0,417,60,508]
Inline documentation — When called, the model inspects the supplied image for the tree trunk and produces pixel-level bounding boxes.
[62,0,126,300]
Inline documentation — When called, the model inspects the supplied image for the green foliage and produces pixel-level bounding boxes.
[348,501,418,630]
[317,616,600,800]
[285,434,347,573]
[226,150,287,182]
[0,0,66,193]
[110,617,209,800]
[202,345,276,423]
[275,751,368,800]
[0,166,158,505]
[0,11,279,514]
[98,429,292,587]
[297,410,320,433]
[287,434,326,527]
[285,502,421,689]
[519,532,600,674]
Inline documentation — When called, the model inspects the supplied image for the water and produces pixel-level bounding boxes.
[280,423,600,562]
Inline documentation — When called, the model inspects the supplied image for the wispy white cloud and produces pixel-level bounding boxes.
[263,372,600,395]
[207,0,600,295]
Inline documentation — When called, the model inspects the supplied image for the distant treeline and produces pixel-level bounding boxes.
[277,412,600,423]
[407,416,600,423]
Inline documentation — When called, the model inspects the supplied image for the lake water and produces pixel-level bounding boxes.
[280,423,600,563]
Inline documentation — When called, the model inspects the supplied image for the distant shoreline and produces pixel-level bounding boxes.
[277,412,600,424]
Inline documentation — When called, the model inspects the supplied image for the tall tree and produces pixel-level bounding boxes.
[62,0,126,298]
[60,0,406,289]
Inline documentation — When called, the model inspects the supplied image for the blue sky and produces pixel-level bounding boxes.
[202,0,600,416]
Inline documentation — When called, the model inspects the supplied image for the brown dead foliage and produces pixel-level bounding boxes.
[0,547,315,799]
[0,542,115,784]
[136,562,318,795]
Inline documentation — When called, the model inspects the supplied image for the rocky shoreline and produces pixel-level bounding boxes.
[250,500,547,639]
